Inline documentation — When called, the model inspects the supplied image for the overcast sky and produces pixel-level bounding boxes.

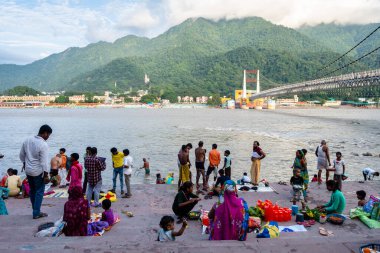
[1,0,380,65]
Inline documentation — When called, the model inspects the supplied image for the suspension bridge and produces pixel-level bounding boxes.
[249,24,380,101]
[250,69,380,100]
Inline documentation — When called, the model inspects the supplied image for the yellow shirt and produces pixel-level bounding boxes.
[6,175,21,195]
[112,152,125,168]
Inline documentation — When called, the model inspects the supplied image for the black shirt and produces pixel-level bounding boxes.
[172,191,198,212]
[215,175,230,187]
[290,176,304,186]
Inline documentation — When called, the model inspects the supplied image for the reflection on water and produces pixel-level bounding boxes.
[0,108,379,186]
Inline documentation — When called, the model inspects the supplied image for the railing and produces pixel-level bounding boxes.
[250,69,380,100]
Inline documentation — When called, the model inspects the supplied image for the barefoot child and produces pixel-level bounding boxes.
[290,169,306,211]
[328,152,345,191]
[356,190,367,207]
[157,215,187,241]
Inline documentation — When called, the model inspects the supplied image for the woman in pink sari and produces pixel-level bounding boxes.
[208,180,249,240]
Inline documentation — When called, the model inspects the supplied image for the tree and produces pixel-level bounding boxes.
[3,86,40,96]
[161,91,177,103]
[124,97,133,103]
[55,95,69,103]
[140,94,157,103]
[207,94,221,106]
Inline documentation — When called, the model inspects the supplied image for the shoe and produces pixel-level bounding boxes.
[33,212,48,219]
[109,189,115,193]
[91,203,102,207]
[121,190,125,195]
[122,194,131,198]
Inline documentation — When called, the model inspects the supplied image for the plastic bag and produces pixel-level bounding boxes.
[35,227,57,237]
[257,221,279,238]
[363,195,379,213]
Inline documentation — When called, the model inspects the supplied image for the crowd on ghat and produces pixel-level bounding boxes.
[0,125,379,240]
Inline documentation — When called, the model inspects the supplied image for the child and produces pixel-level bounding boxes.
[290,169,306,211]
[157,215,187,241]
[101,199,116,227]
[140,158,150,175]
[356,190,367,207]
[311,174,318,182]
[328,152,345,191]
[156,173,165,184]
[66,153,83,191]
[241,172,251,185]
[222,150,232,178]
[165,173,174,184]
[215,169,230,188]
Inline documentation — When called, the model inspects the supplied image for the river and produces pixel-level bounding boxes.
[0,108,379,186]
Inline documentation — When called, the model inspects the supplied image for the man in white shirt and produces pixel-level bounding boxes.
[122,149,133,198]
[19,125,52,219]
[362,168,379,181]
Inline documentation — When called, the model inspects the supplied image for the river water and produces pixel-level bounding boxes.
[0,108,379,186]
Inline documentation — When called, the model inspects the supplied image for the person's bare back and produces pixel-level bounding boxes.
[195,147,206,162]
[50,154,61,170]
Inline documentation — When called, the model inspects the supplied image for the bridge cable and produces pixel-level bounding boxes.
[321,44,380,77]
[317,24,380,74]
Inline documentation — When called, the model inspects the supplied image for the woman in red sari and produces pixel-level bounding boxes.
[63,186,90,236]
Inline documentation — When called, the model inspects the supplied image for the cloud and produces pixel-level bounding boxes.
[0,0,380,64]
[162,0,380,28]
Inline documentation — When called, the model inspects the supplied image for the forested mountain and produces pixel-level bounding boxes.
[298,23,380,68]
[0,17,378,97]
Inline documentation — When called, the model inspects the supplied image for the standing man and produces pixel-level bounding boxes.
[251,141,266,186]
[206,144,221,185]
[122,149,133,198]
[195,141,207,192]
[315,140,331,184]
[85,147,106,207]
[178,145,191,189]
[110,147,125,195]
[19,125,52,219]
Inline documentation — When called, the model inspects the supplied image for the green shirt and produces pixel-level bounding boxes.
[323,190,346,214]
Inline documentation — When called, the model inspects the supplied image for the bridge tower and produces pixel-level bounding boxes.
[236,69,260,109]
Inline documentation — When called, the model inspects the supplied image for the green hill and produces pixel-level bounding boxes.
[298,23,380,68]
[0,17,378,94]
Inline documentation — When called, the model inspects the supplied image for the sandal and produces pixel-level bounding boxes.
[33,212,48,219]
[319,227,328,236]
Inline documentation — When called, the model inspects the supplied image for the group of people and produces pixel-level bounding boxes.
[1,125,379,241]
[177,140,266,192]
